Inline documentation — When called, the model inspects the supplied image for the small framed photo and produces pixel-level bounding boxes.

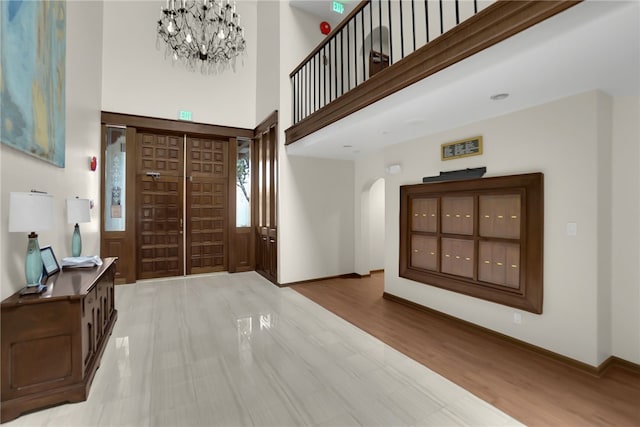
[41,246,60,276]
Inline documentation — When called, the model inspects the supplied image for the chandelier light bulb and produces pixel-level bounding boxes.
[167,20,175,34]
[217,28,225,39]
[186,33,192,43]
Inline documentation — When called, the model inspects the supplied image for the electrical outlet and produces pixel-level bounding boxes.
[513,312,522,324]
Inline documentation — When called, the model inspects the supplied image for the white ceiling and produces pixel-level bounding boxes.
[286,0,640,160]
[289,0,359,26]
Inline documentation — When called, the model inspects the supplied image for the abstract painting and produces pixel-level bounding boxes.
[1,0,66,167]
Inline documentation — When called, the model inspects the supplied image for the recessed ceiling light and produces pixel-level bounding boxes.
[490,93,509,101]
[343,144,353,148]
[405,118,424,125]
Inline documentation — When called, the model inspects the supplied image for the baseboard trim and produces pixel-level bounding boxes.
[383,292,637,377]
[256,270,281,287]
[283,272,371,287]
[354,269,385,279]
[598,356,640,375]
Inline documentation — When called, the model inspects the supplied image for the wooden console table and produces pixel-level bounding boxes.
[1,257,118,423]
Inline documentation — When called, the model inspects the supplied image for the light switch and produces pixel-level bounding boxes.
[567,222,577,236]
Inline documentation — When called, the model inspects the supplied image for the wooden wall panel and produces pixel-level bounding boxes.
[399,173,544,313]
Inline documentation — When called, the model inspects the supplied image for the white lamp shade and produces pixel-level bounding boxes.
[67,198,91,224]
[9,192,55,232]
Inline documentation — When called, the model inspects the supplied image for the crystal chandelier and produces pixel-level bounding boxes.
[157,0,246,74]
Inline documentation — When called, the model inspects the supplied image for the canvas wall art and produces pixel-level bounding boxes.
[0,0,66,167]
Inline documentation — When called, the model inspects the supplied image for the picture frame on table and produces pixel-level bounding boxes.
[41,245,60,277]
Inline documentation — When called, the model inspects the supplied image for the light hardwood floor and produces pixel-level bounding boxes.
[292,272,640,427]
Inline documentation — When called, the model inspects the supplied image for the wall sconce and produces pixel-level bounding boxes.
[66,198,91,257]
[9,192,54,293]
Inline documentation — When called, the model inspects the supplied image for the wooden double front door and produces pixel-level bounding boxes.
[136,132,228,280]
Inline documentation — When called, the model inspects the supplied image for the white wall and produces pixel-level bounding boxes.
[368,177,385,271]
[1,1,104,299]
[255,0,280,123]
[354,150,385,275]
[278,3,355,283]
[352,91,638,366]
[101,0,257,129]
[611,96,640,363]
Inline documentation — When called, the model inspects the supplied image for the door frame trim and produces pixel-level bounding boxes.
[100,111,253,282]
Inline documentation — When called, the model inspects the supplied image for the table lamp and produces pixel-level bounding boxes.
[9,192,54,291]
[66,198,91,257]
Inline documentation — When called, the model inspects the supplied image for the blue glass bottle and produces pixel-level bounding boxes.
[72,223,82,257]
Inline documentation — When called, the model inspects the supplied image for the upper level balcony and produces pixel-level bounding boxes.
[284,0,638,159]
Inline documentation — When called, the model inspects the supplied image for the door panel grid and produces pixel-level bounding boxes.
[136,132,228,279]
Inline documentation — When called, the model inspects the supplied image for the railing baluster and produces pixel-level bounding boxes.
[388,0,393,65]
[288,0,486,126]
[297,71,301,121]
[333,37,339,98]
[378,0,382,65]
[439,0,444,35]
[340,31,344,96]
[411,0,416,53]
[361,9,365,84]
[323,47,327,107]
[328,42,332,102]
[312,55,316,113]
[371,0,375,74]
[347,24,355,90]
[425,0,430,43]
[399,0,404,59]
[293,72,297,123]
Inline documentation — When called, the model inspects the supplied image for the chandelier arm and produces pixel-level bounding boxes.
[156,0,245,73]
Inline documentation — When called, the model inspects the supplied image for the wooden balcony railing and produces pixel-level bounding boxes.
[285,0,581,146]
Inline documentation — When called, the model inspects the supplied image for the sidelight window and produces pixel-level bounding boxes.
[236,138,251,227]
[104,126,126,232]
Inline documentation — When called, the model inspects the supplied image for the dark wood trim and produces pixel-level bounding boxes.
[253,111,279,282]
[354,270,384,278]
[282,272,363,286]
[285,0,581,145]
[228,138,238,273]
[254,110,278,135]
[101,111,253,139]
[383,291,635,378]
[100,126,137,284]
[599,356,640,376]
[256,269,282,287]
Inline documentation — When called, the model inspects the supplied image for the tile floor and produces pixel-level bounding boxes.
[5,272,522,426]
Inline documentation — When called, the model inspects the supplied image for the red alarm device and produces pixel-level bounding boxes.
[320,21,331,35]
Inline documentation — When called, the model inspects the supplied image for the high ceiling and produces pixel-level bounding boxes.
[285,0,640,160]
[289,0,359,25]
